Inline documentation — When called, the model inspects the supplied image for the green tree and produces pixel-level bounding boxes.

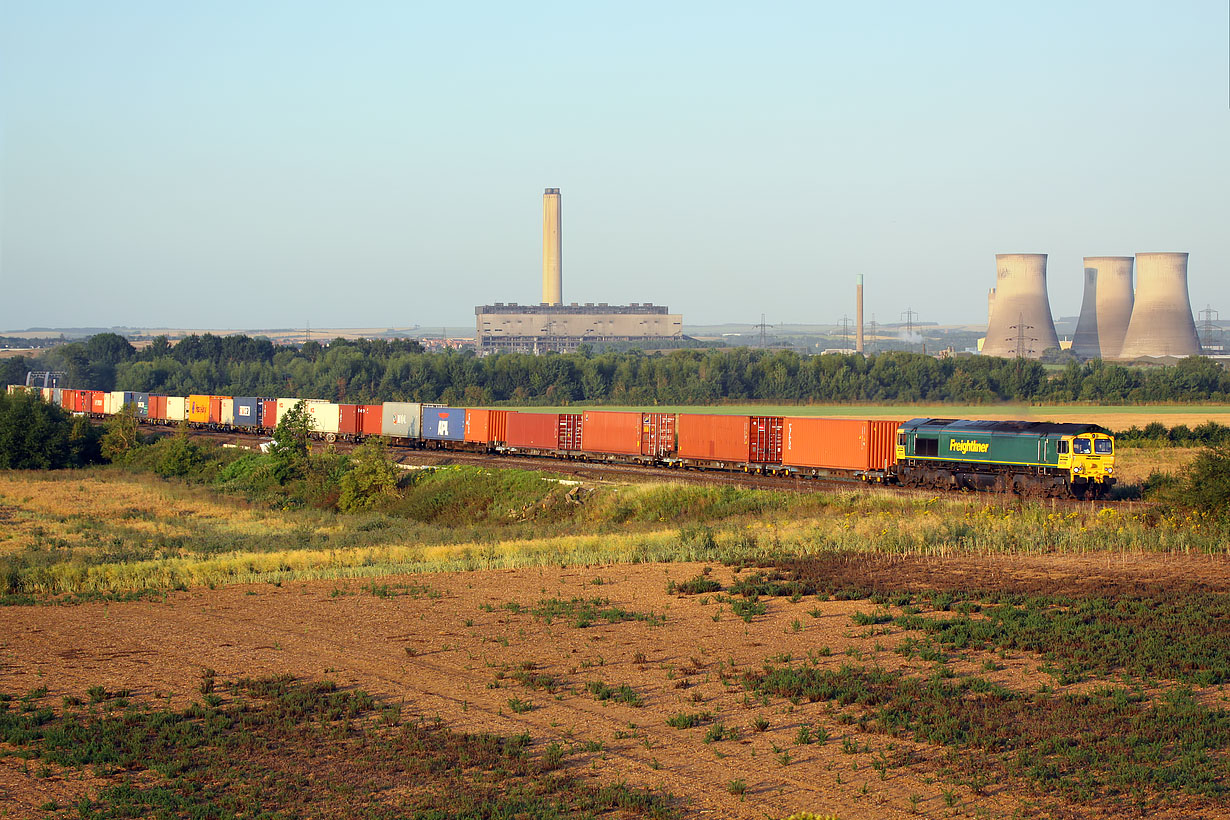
[337,438,399,512]
[155,423,206,478]
[101,404,142,462]
[271,400,314,482]
[0,390,77,469]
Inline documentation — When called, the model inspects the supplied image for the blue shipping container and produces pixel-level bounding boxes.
[233,397,262,427]
[422,406,466,441]
[134,392,150,417]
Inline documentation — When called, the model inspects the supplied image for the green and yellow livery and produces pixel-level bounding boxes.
[894,418,1115,499]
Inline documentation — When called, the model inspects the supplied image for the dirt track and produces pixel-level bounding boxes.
[4,553,1230,818]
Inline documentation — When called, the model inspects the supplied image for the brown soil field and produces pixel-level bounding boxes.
[3,553,1229,819]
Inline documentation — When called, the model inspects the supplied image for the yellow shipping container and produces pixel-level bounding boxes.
[187,395,211,424]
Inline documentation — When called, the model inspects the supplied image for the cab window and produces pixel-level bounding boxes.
[897,432,907,447]
[1072,438,1091,454]
[1094,439,1113,455]
[1057,440,1069,454]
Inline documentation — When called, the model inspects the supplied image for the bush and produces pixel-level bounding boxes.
[337,439,399,512]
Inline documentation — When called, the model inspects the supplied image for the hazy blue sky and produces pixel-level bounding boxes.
[2,1,1227,332]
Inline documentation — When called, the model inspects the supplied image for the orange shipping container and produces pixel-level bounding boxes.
[506,412,559,449]
[464,409,508,444]
[338,404,359,435]
[90,392,106,414]
[262,400,278,429]
[781,418,902,472]
[676,414,751,462]
[580,411,642,455]
[149,395,168,420]
[357,405,383,436]
[209,396,225,424]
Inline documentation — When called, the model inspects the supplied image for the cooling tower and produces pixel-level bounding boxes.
[1070,266,1101,359]
[981,254,1060,359]
[1118,252,1200,359]
[542,188,562,306]
[1086,256,1134,359]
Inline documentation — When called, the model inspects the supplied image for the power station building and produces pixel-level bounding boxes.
[476,188,683,354]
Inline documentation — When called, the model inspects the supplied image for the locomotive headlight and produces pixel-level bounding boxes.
[1106,467,1113,474]
[1072,466,1082,473]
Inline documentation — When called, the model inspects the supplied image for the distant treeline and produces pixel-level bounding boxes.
[4,332,1230,405]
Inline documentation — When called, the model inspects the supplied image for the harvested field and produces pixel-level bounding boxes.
[3,554,1230,819]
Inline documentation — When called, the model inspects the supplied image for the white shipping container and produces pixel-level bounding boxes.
[304,400,340,434]
[166,396,187,421]
[276,398,306,430]
[106,392,123,415]
[221,398,235,426]
[274,398,337,435]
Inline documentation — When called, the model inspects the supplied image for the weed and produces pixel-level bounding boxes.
[727,778,747,796]
[665,711,712,729]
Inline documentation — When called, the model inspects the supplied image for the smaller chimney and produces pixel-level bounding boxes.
[856,275,865,353]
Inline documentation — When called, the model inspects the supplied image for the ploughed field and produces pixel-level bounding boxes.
[2,468,1229,818]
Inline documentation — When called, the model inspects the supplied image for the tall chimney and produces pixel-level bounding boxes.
[542,188,562,306]
[855,275,864,353]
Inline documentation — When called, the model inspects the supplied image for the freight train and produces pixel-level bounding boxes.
[7,386,1117,498]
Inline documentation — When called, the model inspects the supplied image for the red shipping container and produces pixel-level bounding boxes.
[209,396,226,424]
[581,411,642,455]
[149,395,168,420]
[464,409,508,444]
[263,400,278,429]
[505,412,560,449]
[558,413,583,451]
[749,416,783,464]
[338,404,359,435]
[357,405,383,435]
[676,414,751,462]
[641,412,676,457]
[782,418,902,472]
[90,392,106,414]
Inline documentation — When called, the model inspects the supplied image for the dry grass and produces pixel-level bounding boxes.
[1,466,1225,598]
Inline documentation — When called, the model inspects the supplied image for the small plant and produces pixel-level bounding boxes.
[507,696,533,714]
[727,778,747,796]
[795,724,814,745]
[666,710,712,729]
[752,715,770,732]
[670,573,722,595]
[704,722,737,743]
[543,742,566,770]
[87,685,108,704]
[633,651,647,665]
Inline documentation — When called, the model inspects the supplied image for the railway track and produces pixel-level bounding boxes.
[142,424,1135,512]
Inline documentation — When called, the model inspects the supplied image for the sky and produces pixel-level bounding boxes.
[2,1,1227,333]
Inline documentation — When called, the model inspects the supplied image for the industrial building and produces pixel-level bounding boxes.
[981,254,1061,359]
[476,188,684,354]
